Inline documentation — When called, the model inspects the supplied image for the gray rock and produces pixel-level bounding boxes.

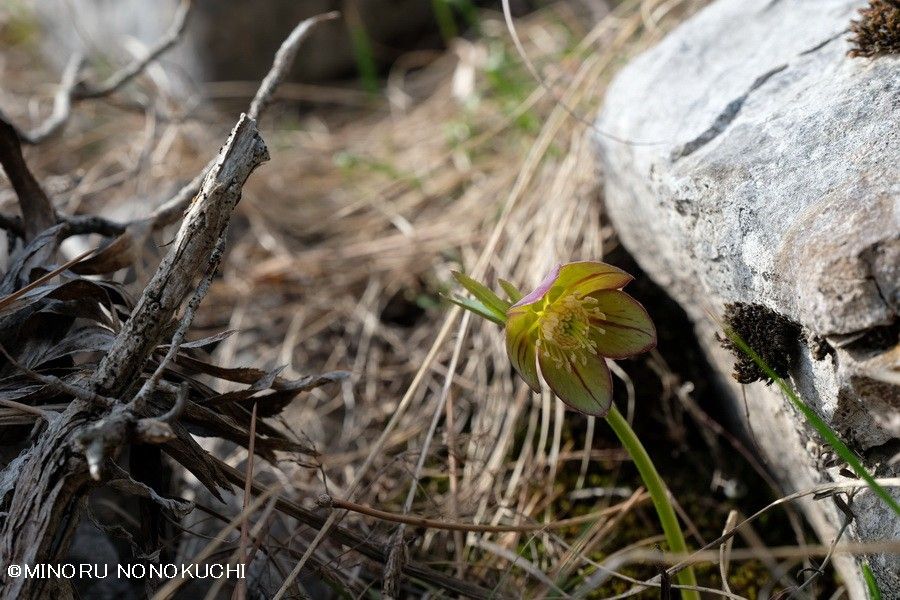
[595,0,899,595]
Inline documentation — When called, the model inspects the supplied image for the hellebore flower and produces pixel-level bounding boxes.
[448,262,697,599]
[506,262,655,416]
[449,261,700,600]
[449,261,656,417]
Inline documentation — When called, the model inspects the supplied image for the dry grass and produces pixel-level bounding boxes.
[191,1,717,595]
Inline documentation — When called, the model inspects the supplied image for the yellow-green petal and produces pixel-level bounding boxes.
[554,261,633,298]
[587,290,656,359]
[538,350,613,417]
[505,308,541,392]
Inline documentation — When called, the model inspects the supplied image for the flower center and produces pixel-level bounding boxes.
[537,295,606,369]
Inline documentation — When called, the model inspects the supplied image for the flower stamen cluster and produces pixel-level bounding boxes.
[536,295,606,370]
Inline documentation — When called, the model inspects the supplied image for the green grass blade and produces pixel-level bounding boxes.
[346,16,378,93]
[452,271,511,315]
[722,327,900,517]
[862,561,882,600]
[498,278,524,303]
[431,0,458,42]
[444,294,506,325]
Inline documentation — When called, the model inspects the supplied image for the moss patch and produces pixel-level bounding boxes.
[849,0,900,58]
[718,302,802,385]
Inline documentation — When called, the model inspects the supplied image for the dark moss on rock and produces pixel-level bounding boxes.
[718,303,802,385]
[849,0,900,58]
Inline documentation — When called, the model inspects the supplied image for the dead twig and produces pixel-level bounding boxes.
[0,399,57,423]
[152,11,336,230]
[92,119,268,396]
[315,491,646,534]
[0,0,187,150]
[0,116,56,240]
[248,12,340,120]
[15,54,85,145]
[129,235,227,413]
[0,113,267,600]
[0,11,334,243]
[72,0,193,100]
[0,212,127,239]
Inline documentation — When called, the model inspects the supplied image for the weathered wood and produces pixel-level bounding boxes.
[0,116,268,599]
[0,402,93,598]
[0,14,335,599]
[92,116,268,397]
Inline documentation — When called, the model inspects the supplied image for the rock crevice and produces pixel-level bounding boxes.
[672,64,788,161]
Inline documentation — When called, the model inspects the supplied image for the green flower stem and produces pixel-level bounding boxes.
[723,327,900,517]
[605,405,700,600]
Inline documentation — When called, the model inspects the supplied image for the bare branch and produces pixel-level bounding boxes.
[0,212,128,239]
[248,11,340,120]
[62,213,128,236]
[19,54,84,145]
[0,115,56,240]
[129,235,226,412]
[152,12,336,229]
[0,398,57,423]
[91,115,268,396]
[73,0,193,100]
[0,0,186,150]
[315,490,646,533]
[1,11,333,240]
